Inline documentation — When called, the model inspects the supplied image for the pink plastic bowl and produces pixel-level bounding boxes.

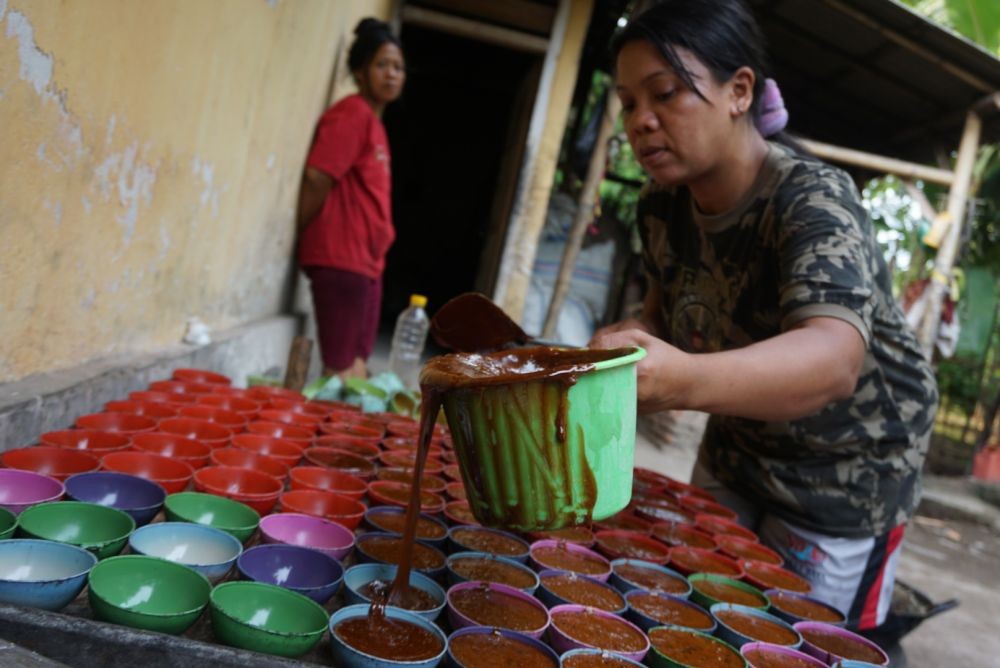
[0,469,65,515]
[259,512,354,561]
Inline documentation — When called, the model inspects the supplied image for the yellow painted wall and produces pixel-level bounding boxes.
[0,0,392,383]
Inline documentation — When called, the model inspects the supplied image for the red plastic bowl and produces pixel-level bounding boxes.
[210,448,289,481]
[443,464,462,482]
[258,409,321,430]
[694,514,759,542]
[368,481,446,515]
[657,478,716,501]
[230,434,303,468]
[668,546,744,578]
[679,494,739,521]
[593,510,653,534]
[289,466,367,501]
[178,406,247,431]
[740,560,811,593]
[378,450,444,476]
[40,429,131,453]
[375,468,448,495]
[716,535,784,566]
[312,435,381,460]
[267,399,329,418]
[593,529,672,565]
[445,481,467,501]
[131,432,212,469]
[193,465,283,514]
[245,421,313,445]
[279,489,366,530]
[157,417,233,448]
[303,447,377,479]
[380,436,445,457]
[444,500,479,526]
[104,400,178,420]
[1,447,100,481]
[76,413,157,434]
[317,422,382,441]
[196,394,261,417]
[651,521,719,551]
[172,368,231,385]
[101,451,194,494]
[245,386,305,403]
[129,390,197,406]
[149,379,214,395]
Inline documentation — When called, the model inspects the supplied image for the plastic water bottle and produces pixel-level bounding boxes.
[388,294,430,389]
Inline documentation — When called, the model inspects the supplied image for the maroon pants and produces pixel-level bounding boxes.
[303,266,382,372]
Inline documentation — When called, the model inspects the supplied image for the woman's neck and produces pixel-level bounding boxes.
[359,91,385,117]
[688,130,770,216]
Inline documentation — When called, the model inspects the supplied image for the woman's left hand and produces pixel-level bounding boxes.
[589,328,693,414]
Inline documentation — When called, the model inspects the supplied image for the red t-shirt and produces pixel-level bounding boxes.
[298,94,395,278]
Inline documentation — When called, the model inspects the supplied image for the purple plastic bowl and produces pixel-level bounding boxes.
[259,512,354,561]
[237,543,343,604]
[741,642,828,668]
[794,621,890,666]
[447,626,559,666]
[547,604,650,662]
[765,589,847,627]
[0,469,65,515]
[529,540,612,581]
[446,581,551,639]
[64,471,166,526]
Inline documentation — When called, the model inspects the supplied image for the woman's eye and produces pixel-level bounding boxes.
[656,90,676,102]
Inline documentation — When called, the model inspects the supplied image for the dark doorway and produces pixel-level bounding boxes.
[381,24,540,328]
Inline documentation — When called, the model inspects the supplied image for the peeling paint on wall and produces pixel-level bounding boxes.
[6,10,53,98]
[94,142,157,245]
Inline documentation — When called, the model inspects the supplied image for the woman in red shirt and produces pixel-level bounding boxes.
[296,18,405,379]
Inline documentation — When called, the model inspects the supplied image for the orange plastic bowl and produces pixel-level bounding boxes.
[278,489,366,530]
[157,417,233,448]
[230,434,304,468]
[1,446,100,481]
[171,368,231,385]
[101,451,194,494]
[178,406,247,431]
[40,430,131,454]
[289,467,367,501]
[104,400,178,420]
[210,448,289,482]
[245,421,313,446]
[131,432,211,469]
[193,466,282,514]
[76,413,157,434]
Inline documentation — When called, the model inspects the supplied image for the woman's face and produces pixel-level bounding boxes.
[616,40,740,187]
[360,42,405,105]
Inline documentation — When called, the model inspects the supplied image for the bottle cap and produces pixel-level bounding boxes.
[410,294,428,308]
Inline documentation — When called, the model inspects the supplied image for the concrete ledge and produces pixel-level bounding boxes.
[917,474,1000,533]
[0,315,302,451]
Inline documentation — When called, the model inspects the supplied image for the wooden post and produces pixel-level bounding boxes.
[283,336,313,392]
[800,139,955,186]
[918,110,983,359]
[542,94,621,339]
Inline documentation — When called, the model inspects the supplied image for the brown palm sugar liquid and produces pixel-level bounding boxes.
[563,653,638,668]
[630,592,713,629]
[671,548,741,576]
[333,615,442,662]
[653,524,717,550]
[532,526,595,544]
[693,579,767,607]
[613,563,689,594]
[745,562,811,593]
[716,610,798,645]
[596,534,668,560]
[769,592,845,623]
[742,648,819,668]
[368,510,446,541]
[649,627,744,668]
[449,630,557,668]
[452,528,526,556]
[450,556,536,590]
[357,579,438,611]
[800,628,885,664]
[361,535,445,571]
[450,585,547,632]
[552,610,647,653]
[533,544,607,575]
[541,573,625,611]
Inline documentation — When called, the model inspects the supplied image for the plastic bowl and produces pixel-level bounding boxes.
[536,569,625,612]
[436,346,645,530]
[210,581,327,657]
[695,514,759,542]
[0,469,65,515]
[149,379,215,395]
[330,603,448,668]
[668,546,744,578]
[711,603,802,649]
[794,621,889,666]
[679,494,740,521]
[196,394,261,417]
[319,422,382,441]
[193,466,283,514]
[368,480,446,515]
[129,390,198,406]
[447,581,551,638]
[172,368,231,385]
[164,491,260,544]
[268,399,330,418]
[447,552,541,594]
[210,447,289,481]
[304,447,377,479]
[89,554,210,634]
[238,543,344,604]
[625,589,716,632]
[1,446,100,481]
[364,506,449,547]
[765,589,847,626]
[608,558,692,597]
[312,435,383,460]
[342,563,446,621]
[245,386,306,403]
[279,489,366,530]
[449,627,560,668]
[547,603,649,660]
[741,642,827,668]
[104,400,178,420]
[246,420,314,445]
[689,573,769,610]
[560,648,645,667]
[646,626,745,668]
[131,432,211,469]
[157,417,234,448]
[716,535,784,566]
[377,450,445,475]
[449,526,531,562]
[178,405,248,431]
[17,501,134,559]
[129,521,243,582]
[231,433,304,468]
[593,510,653,535]
[651,521,718,551]
[375,468,448,494]
[0,507,16,540]
[65,471,166,526]
[529,539,612,581]
[258,409,322,430]
[741,560,812,594]
[76,412,157,434]
[39,429,131,454]
[289,466,367,501]
[444,500,480,526]
[101,451,194,494]
[259,512,355,561]
[0,539,97,610]
[593,529,671,565]
[355,532,446,578]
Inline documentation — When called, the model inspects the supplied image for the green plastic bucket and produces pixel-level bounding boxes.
[440,346,645,531]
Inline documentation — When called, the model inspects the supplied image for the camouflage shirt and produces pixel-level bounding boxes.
[638,143,938,538]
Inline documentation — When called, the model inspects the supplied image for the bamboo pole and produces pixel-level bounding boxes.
[918,110,983,359]
[541,94,621,339]
[400,6,549,54]
[800,139,955,186]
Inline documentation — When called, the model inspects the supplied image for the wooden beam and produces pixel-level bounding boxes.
[400,6,549,54]
[800,139,955,186]
[411,0,555,35]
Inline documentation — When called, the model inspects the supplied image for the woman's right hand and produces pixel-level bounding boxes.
[590,317,654,344]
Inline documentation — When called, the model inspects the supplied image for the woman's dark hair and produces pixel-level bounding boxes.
[611,0,768,122]
[348,18,401,72]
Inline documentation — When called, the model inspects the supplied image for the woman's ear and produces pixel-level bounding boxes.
[729,66,757,118]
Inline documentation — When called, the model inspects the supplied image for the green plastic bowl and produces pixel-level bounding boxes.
[0,507,16,540]
[17,501,134,559]
[210,581,328,657]
[164,492,260,544]
[689,573,770,611]
[439,346,645,531]
[88,555,210,634]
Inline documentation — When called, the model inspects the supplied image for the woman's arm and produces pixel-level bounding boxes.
[296,167,333,230]
[591,316,865,421]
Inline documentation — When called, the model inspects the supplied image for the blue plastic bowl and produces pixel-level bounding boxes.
[0,538,97,610]
[447,526,530,562]
[608,558,692,597]
[560,648,646,667]
[449,626,560,666]
[343,563,446,621]
[626,588,717,633]
[129,521,242,582]
[711,602,803,649]
[364,505,449,549]
[329,603,448,668]
[65,471,166,526]
[446,551,540,594]
[537,569,626,613]
[238,543,343,604]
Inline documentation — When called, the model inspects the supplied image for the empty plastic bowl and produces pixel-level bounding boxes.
[129,521,242,582]
[163,491,260,543]
[88,554,210,634]
[304,447,377,479]
[0,507,15,540]
[210,581,327,657]
[65,471,166,526]
[131,432,211,469]
[157,417,233,447]
[178,405,248,431]
[238,544,344,604]
[279,489,366,530]
[210,447,289,481]
[0,469,65,515]
[76,412,157,434]
[1,446,100,481]
[267,399,330,418]
[172,368,231,385]
[259,512,354,561]
[196,394,261,417]
[313,435,382,460]
[39,429,131,454]
[101,451,194,494]
[129,390,198,406]
[289,466,367,500]
[246,420,314,445]
[18,500,134,559]
[193,466,283,514]
[0,539,97,610]
[230,433,304,468]
[245,386,305,403]
[149,379,215,395]
[104,400,179,420]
